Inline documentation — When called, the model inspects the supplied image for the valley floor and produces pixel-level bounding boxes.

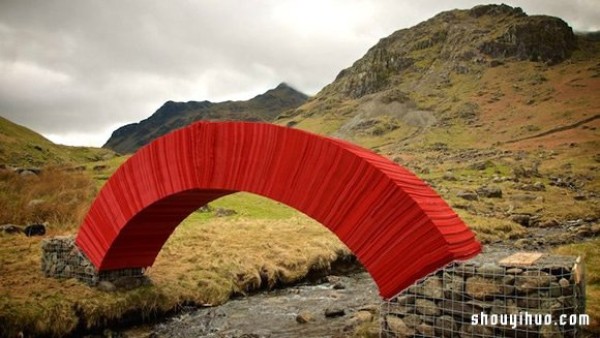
[1,141,599,337]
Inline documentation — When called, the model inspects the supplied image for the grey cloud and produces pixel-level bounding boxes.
[0,0,598,146]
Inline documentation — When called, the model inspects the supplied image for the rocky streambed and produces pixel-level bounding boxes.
[123,273,380,338]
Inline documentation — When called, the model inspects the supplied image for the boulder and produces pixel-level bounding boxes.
[324,307,345,318]
[24,224,46,237]
[0,224,23,234]
[352,311,373,324]
[296,311,314,324]
[477,185,503,198]
[539,219,559,228]
[457,190,478,201]
[332,282,346,290]
[214,208,237,217]
[19,170,37,177]
[97,281,117,292]
[93,165,108,171]
[442,171,456,181]
[509,214,531,226]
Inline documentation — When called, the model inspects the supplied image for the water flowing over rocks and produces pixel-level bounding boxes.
[146,273,379,338]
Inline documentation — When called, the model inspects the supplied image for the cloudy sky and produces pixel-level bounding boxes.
[1,1,599,147]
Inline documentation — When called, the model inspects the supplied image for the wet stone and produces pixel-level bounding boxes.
[352,311,373,324]
[295,311,313,324]
[324,307,345,318]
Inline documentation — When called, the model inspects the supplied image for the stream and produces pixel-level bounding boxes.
[112,221,599,338]
[124,272,380,338]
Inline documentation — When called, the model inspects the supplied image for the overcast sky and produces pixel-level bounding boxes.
[1,1,598,147]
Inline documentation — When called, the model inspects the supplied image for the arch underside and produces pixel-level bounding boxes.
[75,122,481,299]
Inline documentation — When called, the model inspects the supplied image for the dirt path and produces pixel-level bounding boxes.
[505,113,600,144]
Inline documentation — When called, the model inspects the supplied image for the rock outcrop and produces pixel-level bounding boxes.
[325,4,575,100]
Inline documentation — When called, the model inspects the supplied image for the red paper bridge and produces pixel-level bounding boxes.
[75,121,481,299]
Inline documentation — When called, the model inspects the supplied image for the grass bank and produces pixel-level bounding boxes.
[1,162,598,336]
[0,180,351,337]
[555,239,600,334]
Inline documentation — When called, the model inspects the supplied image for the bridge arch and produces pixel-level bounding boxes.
[75,121,480,299]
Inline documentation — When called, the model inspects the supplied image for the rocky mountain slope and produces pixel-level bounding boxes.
[104,83,308,154]
[0,115,115,167]
[279,4,598,148]
[277,4,599,247]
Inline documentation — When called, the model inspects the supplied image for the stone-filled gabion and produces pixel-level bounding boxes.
[41,236,147,288]
[381,251,586,338]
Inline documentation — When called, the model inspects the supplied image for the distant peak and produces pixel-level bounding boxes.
[469,4,525,18]
[275,82,292,89]
[264,82,307,98]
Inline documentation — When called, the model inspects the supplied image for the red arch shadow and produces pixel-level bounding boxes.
[75,122,480,299]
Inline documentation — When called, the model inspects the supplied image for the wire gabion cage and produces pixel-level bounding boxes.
[41,236,147,287]
[380,251,586,338]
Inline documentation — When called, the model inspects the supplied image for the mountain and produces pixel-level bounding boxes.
[101,4,599,233]
[0,116,115,167]
[276,4,599,244]
[278,4,598,153]
[104,83,308,154]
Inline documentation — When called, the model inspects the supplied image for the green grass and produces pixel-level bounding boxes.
[293,115,345,136]
[554,239,600,334]
[0,115,116,167]
[196,192,301,220]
